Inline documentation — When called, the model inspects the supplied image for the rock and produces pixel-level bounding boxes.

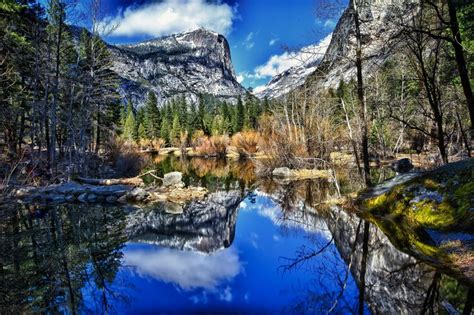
[392,158,414,173]
[113,189,130,197]
[87,194,98,202]
[163,202,184,214]
[15,186,36,198]
[175,182,185,189]
[65,195,75,202]
[50,195,66,203]
[106,195,118,203]
[167,187,208,204]
[130,187,148,201]
[78,193,88,203]
[162,172,184,188]
[117,194,128,203]
[272,167,293,178]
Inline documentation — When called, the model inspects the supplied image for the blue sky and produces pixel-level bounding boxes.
[77,0,345,89]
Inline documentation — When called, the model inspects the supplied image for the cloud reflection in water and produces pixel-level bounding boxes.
[124,246,241,291]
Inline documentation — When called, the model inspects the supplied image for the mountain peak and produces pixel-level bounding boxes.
[109,29,244,107]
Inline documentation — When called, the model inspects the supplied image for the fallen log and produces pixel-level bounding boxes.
[75,170,163,186]
[75,176,144,186]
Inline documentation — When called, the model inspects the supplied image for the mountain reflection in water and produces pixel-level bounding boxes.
[0,157,471,314]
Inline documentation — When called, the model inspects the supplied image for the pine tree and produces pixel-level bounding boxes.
[170,114,181,146]
[138,123,146,140]
[144,91,160,138]
[198,94,206,131]
[123,110,136,142]
[160,116,171,144]
[233,96,245,133]
[263,97,270,113]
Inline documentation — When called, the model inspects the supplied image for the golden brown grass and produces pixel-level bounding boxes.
[138,138,165,152]
[193,135,229,157]
[230,131,262,158]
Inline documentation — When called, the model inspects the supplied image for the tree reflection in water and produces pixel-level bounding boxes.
[269,177,473,314]
[0,204,128,313]
[1,158,472,314]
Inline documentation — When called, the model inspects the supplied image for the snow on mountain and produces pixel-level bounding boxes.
[256,0,417,99]
[254,35,332,99]
[108,28,246,107]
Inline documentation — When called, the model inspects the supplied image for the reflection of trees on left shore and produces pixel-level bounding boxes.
[0,204,128,313]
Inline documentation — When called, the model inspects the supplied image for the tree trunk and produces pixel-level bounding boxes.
[353,0,372,187]
[435,114,448,163]
[50,5,64,173]
[95,109,100,153]
[446,0,474,137]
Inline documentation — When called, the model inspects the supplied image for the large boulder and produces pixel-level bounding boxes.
[391,158,414,173]
[162,172,184,188]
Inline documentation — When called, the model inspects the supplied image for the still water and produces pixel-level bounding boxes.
[0,157,471,314]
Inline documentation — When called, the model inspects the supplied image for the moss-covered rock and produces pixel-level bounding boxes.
[356,159,474,285]
[359,159,474,231]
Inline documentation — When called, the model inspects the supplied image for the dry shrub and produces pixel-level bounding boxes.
[138,138,165,152]
[194,135,229,157]
[191,130,206,148]
[257,91,346,174]
[230,131,261,157]
[106,138,149,177]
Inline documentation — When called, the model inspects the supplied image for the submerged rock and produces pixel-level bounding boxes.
[78,193,88,203]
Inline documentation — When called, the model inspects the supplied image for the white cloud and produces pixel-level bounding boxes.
[102,0,235,38]
[243,32,255,50]
[219,286,233,302]
[236,73,245,83]
[253,34,332,78]
[324,19,337,29]
[124,247,241,291]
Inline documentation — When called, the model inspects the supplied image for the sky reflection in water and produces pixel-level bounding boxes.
[96,192,362,313]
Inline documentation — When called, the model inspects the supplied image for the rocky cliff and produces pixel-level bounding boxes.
[109,28,246,107]
[258,0,416,99]
[310,0,417,89]
[254,35,332,99]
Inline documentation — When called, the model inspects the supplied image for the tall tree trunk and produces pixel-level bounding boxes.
[446,0,474,137]
[353,0,372,187]
[95,109,100,153]
[50,5,64,173]
[435,114,448,163]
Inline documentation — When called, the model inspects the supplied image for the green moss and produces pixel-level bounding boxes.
[423,178,441,191]
[408,199,457,229]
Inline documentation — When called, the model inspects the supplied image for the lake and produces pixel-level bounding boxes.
[0,156,471,314]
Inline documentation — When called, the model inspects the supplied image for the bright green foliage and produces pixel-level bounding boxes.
[160,116,171,144]
[233,96,245,133]
[170,114,182,146]
[138,123,146,140]
[123,110,137,142]
[211,115,226,136]
[144,92,161,138]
